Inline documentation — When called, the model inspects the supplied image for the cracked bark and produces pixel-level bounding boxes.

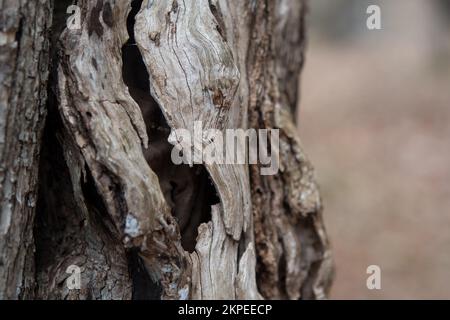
[0,0,52,299]
[0,0,333,299]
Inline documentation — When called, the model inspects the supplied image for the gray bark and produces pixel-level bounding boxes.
[0,0,333,300]
[0,0,52,299]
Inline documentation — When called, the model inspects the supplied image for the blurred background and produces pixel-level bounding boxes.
[299,0,450,299]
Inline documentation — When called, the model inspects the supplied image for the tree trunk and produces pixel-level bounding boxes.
[0,0,333,300]
[0,0,52,299]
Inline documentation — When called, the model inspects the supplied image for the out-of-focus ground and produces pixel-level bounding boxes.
[299,0,450,299]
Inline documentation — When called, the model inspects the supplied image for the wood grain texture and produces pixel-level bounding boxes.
[54,0,190,299]
[0,0,333,300]
[135,0,251,242]
[135,0,258,299]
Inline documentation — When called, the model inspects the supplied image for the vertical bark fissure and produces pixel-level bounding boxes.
[123,0,219,255]
[34,1,133,299]
[52,0,193,300]
[0,0,53,299]
[1,0,333,300]
[134,0,264,300]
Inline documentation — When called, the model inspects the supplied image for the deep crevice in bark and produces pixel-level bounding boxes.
[127,249,162,300]
[123,0,219,255]
[34,94,91,299]
[208,1,227,41]
[80,165,118,240]
[33,0,135,299]
[33,0,73,298]
[0,0,333,300]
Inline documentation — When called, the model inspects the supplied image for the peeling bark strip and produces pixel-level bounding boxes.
[0,0,52,299]
[0,0,333,299]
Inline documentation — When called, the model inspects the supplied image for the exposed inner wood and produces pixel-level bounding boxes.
[0,0,333,300]
[123,1,219,254]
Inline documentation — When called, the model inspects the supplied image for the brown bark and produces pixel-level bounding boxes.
[0,0,52,299]
[0,0,333,299]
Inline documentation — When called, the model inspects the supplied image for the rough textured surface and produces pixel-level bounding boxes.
[0,0,333,299]
[135,0,251,243]
[247,0,333,299]
[0,0,52,299]
[54,0,190,299]
[135,0,258,299]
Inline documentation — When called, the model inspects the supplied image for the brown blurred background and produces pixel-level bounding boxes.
[299,0,450,299]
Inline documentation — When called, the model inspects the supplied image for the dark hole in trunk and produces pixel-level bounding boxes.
[127,249,163,300]
[123,0,220,261]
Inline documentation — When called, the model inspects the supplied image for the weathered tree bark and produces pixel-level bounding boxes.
[0,0,52,299]
[0,0,333,299]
